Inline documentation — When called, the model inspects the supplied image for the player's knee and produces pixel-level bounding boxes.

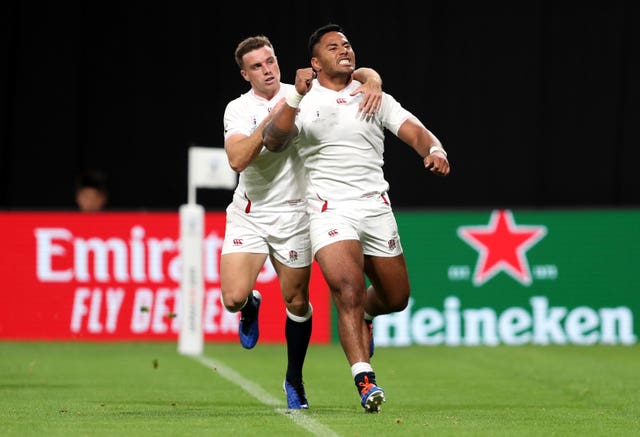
[285,298,310,318]
[286,301,312,321]
[388,292,410,313]
[220,290,248,313]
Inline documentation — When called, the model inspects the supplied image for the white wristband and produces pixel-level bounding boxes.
[429,145,447,158]
[286,90,304,108]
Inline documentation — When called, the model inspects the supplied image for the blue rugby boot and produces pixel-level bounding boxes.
[359,375,385,413]
[283,379,309,409]
[239,290,261,349]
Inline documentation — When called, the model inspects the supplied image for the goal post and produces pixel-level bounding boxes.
[178,203,205,355]
[178,146,237,355]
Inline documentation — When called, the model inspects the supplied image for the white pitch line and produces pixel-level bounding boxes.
[192,354,340,437]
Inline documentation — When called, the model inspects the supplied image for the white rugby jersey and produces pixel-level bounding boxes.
[224,83,307,212]
[293,79,412,202]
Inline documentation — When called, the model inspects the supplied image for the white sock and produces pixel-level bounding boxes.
[286,303,313,323]
[351,362,373,379]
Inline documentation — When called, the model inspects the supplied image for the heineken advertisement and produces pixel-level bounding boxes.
[362,209,639,346]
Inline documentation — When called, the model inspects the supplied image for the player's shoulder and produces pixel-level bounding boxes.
[278,83,296,98]
[231,89,254,104]
[225,89,258,114]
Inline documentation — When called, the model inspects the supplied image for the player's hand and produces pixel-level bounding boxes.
[423,152,450,176]
[272,97,286,113]
[264,98,286,122]
[294,68,316,95]
[351,78,382,120]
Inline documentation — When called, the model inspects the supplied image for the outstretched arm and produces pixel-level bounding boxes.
[397,116,450,177]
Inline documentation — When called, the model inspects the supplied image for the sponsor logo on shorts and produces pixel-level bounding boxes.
[336,98,347,104]
[233,239,243,246]
[328,229,338,237]
[388,239,397,250]
[289,250,298,262]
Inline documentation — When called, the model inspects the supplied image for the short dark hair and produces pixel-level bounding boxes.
[234,35,273,69]
[76,169,108,193]
[308,23,344,57]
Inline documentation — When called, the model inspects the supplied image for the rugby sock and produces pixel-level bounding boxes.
[285,304,313,383]
[354,371,377,392]
[240,293,257,319]
[352,362,376,392]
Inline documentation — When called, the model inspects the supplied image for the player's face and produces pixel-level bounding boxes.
[76,187,107,212]
[240,46,281,99]
[313,31,355,78]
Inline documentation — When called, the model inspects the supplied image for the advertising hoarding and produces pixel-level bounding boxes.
[372,209,638,346]
[0,212,331,343]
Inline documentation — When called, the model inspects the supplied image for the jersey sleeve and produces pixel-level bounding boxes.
[379,92,413,136]
[223,97,249,140]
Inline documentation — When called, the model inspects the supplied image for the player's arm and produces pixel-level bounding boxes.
[224,98,290,171]
[351,67,383,117]
[224,118,269,173]
[396,116,450,177]
[262,68,314,152]
[261,108,298,153]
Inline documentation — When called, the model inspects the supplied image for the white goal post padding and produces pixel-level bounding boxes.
[178,147,237,355]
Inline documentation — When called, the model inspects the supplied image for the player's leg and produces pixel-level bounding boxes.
[220,252,268,349]
[315,239,384,412]
[363,253,411,317]
[220,252,267,311]
[362,254,411,356]
[271,259,313,409]
[364,307,375,358]
[359,197,410,358]
[315,239,368,365]
[220,205,271,349]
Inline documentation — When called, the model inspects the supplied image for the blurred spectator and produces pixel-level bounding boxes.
[75,169,109,212]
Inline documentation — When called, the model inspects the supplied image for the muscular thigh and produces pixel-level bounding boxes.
[271,257,311,306]
[364,254,410,297]
[315,240,366,293]
[220,252,268,295]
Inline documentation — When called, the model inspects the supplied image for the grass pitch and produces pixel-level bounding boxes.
[0,342,638,436]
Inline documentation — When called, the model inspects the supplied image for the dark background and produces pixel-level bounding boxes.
[1,1,639,211]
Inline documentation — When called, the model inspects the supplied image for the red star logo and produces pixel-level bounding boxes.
[457,210,547,286]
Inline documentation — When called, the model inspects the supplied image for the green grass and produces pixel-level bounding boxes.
[1,342,639,436]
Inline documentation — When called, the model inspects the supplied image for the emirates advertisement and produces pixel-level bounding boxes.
[0,212,331,342]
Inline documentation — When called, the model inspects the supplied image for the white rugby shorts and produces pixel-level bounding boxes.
[221,204,312,268]
[308,193,404,257]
